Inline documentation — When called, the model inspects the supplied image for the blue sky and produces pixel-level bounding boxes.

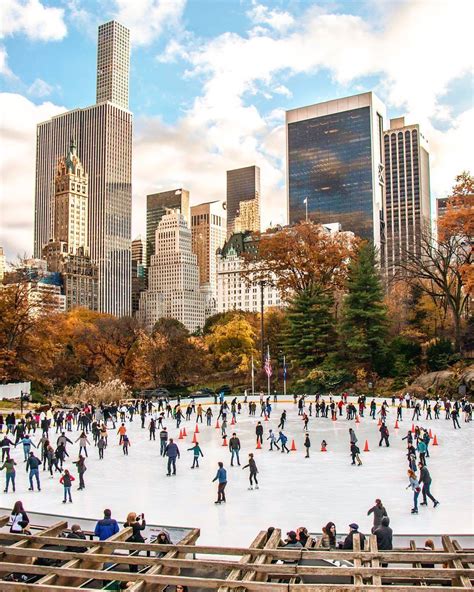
[0,0,473,259]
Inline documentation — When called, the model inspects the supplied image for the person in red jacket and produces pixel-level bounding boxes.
[60,469,75,503]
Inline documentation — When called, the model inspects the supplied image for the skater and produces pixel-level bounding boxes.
[349,428,358,446]
[267,429,280,451]
[159,427,168,457]
[26,451,41,491]
[149,418,156,441]
[165,438,180,476]
[451,407,461,429]
[350,442,362,466]
[418,463,439,508]
[277,431,290,453]
[367,499,388,533]
[321,439,328,452]
[16,434,36,462]
[122,434,131,455]
[379,423,390,447]
[278,411,286,430]
[0,456,17,492]
[417,438,427,466]
[304,433,311,458]
[212,461,227,504]
[228,433,241,466]
[60,469,75,503]
[98,436,106,459]
[94,509,120,541]
[397,403,403,421]
[73,455,86,490]
[242,453,259,489]
[75,432,90,457]
[117,423,127,445]
[255,422,263,446]
[187,442,204,468]
[406,469,421,513]
[1,435,14,461]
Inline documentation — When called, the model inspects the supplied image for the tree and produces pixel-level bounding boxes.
[243,222,356,300]
[285,288,335,369]
[340,242,388,373]
[206,315,258,374]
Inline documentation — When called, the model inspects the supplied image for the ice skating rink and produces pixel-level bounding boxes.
[4,397,473,546]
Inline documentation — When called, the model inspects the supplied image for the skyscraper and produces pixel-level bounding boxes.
[137,210,206,332]
[286,92,387,248]
[131,236,146,314]
[383,117,431,272]
[226,166,261,236]
[42,142,99,311]
[34,21,132,316]
[146,189,190,267]
[191,200,226,297]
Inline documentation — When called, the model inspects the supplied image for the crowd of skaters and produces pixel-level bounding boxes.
[0,391,471,508]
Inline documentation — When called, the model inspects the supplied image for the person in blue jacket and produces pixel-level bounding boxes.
[277,431,290,454]
[212,461,227,504]
[94,509,119,540]
[165,439,180,476]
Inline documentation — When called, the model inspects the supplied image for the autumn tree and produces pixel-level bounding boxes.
[206,315,258,375]
[243,222,356,300]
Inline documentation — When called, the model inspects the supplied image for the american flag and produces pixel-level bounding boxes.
[264,349,272,377]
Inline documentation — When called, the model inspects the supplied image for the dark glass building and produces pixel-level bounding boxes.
[286,92,386,247]
[226,165,260,236]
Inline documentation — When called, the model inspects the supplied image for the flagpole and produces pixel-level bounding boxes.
[267,346,271,397]
[283,354,287,397]
[251,354,255,396]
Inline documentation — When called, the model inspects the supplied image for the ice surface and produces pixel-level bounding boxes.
[2,397,473,547]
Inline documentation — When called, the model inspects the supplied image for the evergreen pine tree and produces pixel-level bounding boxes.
[340,242,388,371]
[285,287,335,368]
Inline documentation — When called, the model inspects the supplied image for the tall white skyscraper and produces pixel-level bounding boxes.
[137,211,207,332]
[34,21,132,316]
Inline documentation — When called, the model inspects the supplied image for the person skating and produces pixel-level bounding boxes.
[98,436,106,459]
[267,429,280,451]
[117,423,127,445]
[451,407,461,429]
[60,469,75,503]
[278,411,286,430]
[122,434,131,455]
[367,499,388,533]
[73,455,87,490]
[406,469,421,513]
[165,438,180,476]
[242,453,259,490]
[16,434,36,462]
[26,451,41,491]
[0,457,17,492]
[304,433,311,458]
[94,509,120,540]
[75,432,90,457]
[228,433,241,466]
[213,461,227,504]
[350,442,362,466]
[277,431,290,453]
[255,422,263,446]
[159,427,168,457]
[418,463,439,508]
[379,423,390,447]
[148,418,156,441]
[187,442,204,468]
[1,435,15,462]
[349,428,358,446]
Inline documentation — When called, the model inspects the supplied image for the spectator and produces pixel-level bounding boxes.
[94,509,119,541]
[374,517,393,550]
[342,523,366,550]
[9,501,30,534]
[66,524,87,553]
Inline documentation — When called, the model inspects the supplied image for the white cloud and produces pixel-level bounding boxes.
[247,2,295,32]
[113,0,186,46]
[0,93,66,260]
[0,45,15,77]
[156,38,189,63]
[0,0,67,41]
[27,78,54,98]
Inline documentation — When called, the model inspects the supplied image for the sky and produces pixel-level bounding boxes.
[0,0,473,261]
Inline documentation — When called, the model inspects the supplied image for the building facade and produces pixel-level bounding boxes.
[383,117,431,272]
[96,21,130,110]
[216,232,282,314]
[191,200,226,299]
[286,92,387,249]
[34,21,132,317]
[131,236,147,314]
[226,166,261,236]
[146,189,190,268]
[137,211,207,332]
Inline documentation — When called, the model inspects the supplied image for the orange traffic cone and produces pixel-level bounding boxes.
[231,416,235,425]
[182,427,187,437]
[195,424,199,434]
[411,423,415,433]
[395,420,399,429]
[178,429,183,439]
[192,433,197,444]
[355,415,360,424]
[429,428,432,438]
[290,439,297,451]
[364,439,370,452]
[215,420,220,429]
[222,436,227,446]
[264,414,269,421]
[321,442,327,452]
[256,439,262,450]
[433,434,438,446]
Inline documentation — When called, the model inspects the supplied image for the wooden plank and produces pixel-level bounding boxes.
[409,539,427,587]
[218,530,268,592]
[0,514,11,527]
[240,528,282,588]
[352,533,363,587]
[127,527,200,592]
[6,520,68,567]
[369,535,381,587]
[442,535,472,588]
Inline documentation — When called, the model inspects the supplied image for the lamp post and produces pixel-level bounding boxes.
[304,197,308,222]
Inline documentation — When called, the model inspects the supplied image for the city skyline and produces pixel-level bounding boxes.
[1,0,473,260]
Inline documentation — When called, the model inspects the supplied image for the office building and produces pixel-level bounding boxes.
[216,232,282,314]
[96,21,130,110]
[137,210,207,332]
[286,92,387,249]
[191,201,226,298]
[146,189,190,267]
[383,117,431,271]
[131,236,147,314]
[42,143,99,311]
[34,21,132,316]
[226,166,261,236]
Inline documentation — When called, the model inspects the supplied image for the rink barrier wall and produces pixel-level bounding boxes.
[1,513,473,590]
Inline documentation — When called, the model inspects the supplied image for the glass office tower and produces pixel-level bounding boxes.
[286,92,386,247]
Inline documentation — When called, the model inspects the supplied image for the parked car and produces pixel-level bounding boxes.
[190,388,215,399]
